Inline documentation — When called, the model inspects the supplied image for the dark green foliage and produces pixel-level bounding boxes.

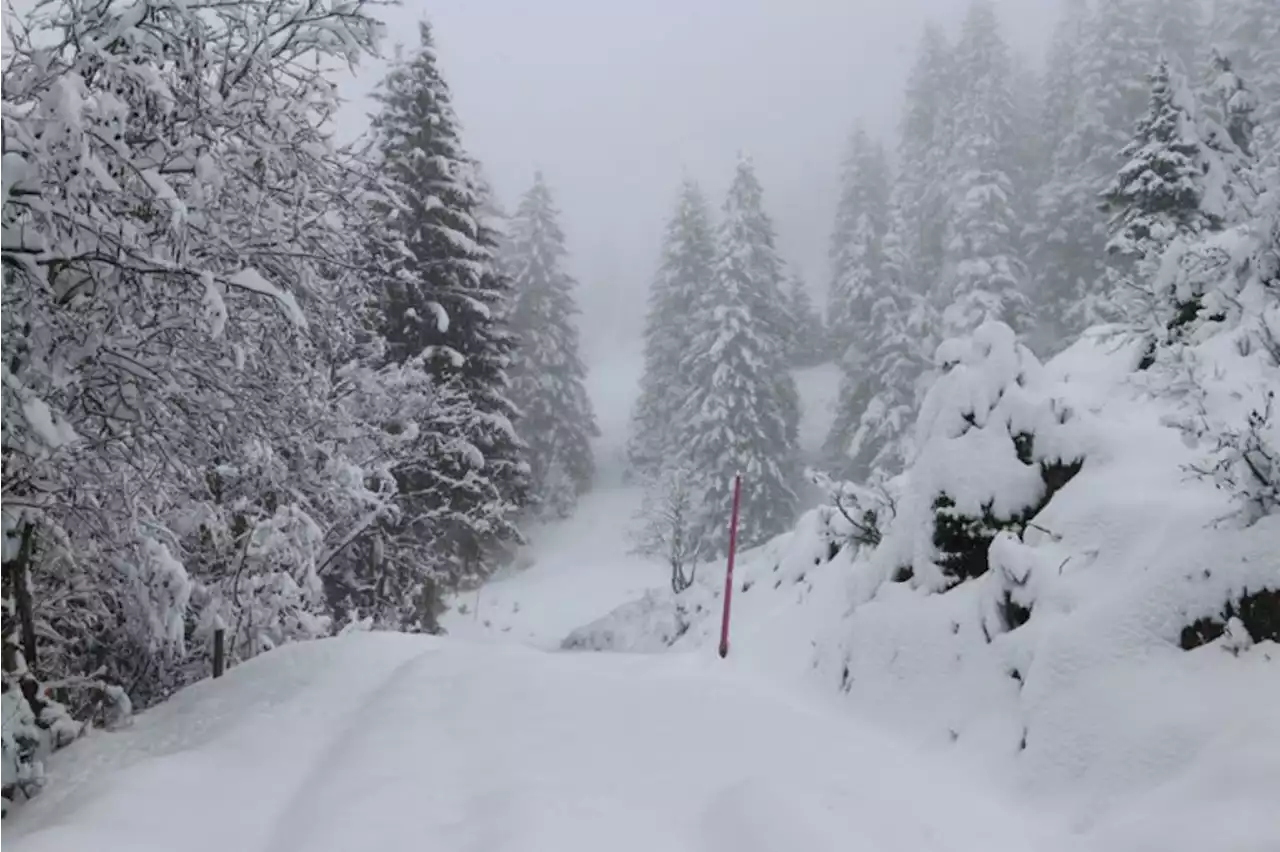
[932,441,1083,585]
[998,590,1033,632]
[370,20,528,580]
[1180,588,1280,650]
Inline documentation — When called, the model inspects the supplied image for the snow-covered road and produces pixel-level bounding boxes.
[8,633,1062,852]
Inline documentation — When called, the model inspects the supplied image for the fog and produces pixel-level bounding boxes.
[338,0,1059,362]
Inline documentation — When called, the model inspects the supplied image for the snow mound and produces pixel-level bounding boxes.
[567,320,1280,850]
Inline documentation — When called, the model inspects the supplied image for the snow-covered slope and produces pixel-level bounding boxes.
[566,323,1280,851]
[5,633,1063,852]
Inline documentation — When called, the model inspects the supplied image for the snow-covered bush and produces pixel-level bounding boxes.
[876,320,1083,592]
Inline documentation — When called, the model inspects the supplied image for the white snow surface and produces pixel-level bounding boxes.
[6,633,1062,852]
[12,334,1278,851]
[562,327,1280,851]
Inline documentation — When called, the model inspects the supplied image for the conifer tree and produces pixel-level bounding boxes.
[1030,0,1154,342]
[1027,0,1099,349]
[370,21,527,580]
[504,173,599,518]
[827,126,892,358]
[891,25,956,305]
[823,211,933,481]
[784,270,826,367]
[1209,52,1259,158]
[941,1,1029,336]
[1101,58,1226,328]
[629,180,717,477]
[824,128,894,474]
[674,157,800,554]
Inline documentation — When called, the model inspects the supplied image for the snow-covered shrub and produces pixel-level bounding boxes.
[880,321,1084,592]
[807,468,896,553]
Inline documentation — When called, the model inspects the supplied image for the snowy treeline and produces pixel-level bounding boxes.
[822,0,1280,483]
[0,5,597,808]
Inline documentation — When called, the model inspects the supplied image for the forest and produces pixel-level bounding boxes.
[3,0,1278,815]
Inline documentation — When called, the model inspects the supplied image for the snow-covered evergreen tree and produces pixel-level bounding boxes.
[891,24,956,306]
[673,157,800,555]
[629,179,717,477]
[827,126,892,360]
[824,219,933,481]
[1103,60,1222,262]
[1100,57,1251,332]
[784,270,826,367]
[1027,0,1100,350]
[1030,0,1156,343]
[1208,52,1260,159]
[504,173,599,518]
[823,127,897,476]
[1211,0,1280,171]
[941,1,1030,337]
[370,21,528,580]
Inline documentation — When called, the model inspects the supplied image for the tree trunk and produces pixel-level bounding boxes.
[3,523,39,672]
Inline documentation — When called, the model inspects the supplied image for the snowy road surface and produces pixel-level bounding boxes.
[7,633,1063,852]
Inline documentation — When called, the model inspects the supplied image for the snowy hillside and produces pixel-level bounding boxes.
[5,633,1063,852]
[565,323,1280,851]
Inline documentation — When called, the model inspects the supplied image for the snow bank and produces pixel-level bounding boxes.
[569,321,1280,850]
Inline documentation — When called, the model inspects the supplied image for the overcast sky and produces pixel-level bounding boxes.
[337,0,1059,362]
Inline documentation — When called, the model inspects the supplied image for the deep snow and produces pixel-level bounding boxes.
[9,344,1277,852]
[6,633,1064,852]
[560,327,1280,851]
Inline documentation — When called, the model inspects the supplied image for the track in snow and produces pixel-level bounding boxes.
[7,634,1064,852]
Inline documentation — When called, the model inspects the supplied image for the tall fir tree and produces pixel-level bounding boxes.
[827,125,892,359]
[848,221,936,479]
[629,179,717,477]
[892,24,956,306]
[1030,0,1155,344]
[504,173,599,518]
[784,269,826,367]
[823,128,894,475]
[941,0,1029,336]
[674,157,800,554]
[1079,0,1159,180]
[370,21,527,581]
[1101,58,1228,329]
[1008,51,1047,277]
[1027,0,1099,350]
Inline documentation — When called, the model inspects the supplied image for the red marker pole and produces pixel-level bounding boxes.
[718,473,743,659]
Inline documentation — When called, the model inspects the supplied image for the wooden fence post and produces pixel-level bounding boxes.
[212,628,225,678]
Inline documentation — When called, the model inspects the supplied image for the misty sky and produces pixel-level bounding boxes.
[340,0,1059,362]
